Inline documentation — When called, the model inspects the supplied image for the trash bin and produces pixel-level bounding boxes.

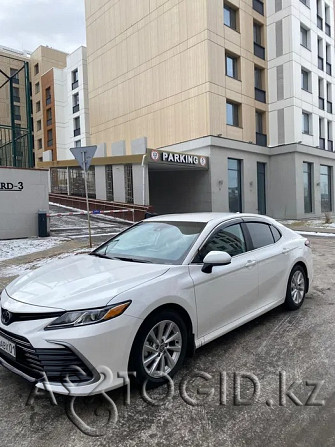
[38,210,49,237]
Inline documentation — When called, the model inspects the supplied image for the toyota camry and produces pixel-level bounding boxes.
[0,213,313,395]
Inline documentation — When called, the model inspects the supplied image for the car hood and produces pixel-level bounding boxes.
[5,255,170,311]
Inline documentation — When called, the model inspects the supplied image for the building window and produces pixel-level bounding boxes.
[328,121,333,151]
[124,164,134,204]
[257,162,266,215]
[13,86,20,103]
[224,3,237,30]
[317,0,323,30]
[225,53,238,79]
[75,140,81,147]
[319,117,325,149]
[47,129,53,147]
[38,138,42,149]
[34,63,39,76]
[10,68,19,84]
[302,112,311,134]
[255,111,267,146]
[320,165,332,212]
[301,68,310,92]
[254,66,266,102]
[35,82,40,94]
[253,22,265,59]
[74,116,80,137]
[300,0,310,7]
[326,44,331,75]
[46,108,52,126]
[14,105,21,121]
[106,166,114,201]
[37,120,42,131]
[327,82,332,113]
[36,100,41,112]
[46,87,51,105]
[72,69,79,90]
[318,38,324,70]
[73,93,79,113]
[325,5,331,36]
[228,158,242,212]
[303,162,313,213]
[253,0,264,15]
[226,101,239,127]
[300,25,310,49]
[318,77,325,110]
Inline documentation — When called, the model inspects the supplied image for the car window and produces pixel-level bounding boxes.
[270,225,282,243]
[246,222,274,249]
[95,221,205,265]
[194,223,246,262]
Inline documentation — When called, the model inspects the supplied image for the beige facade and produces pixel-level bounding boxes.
[30,46,67,163]
[85,0,268,153]
[0,47,29,128]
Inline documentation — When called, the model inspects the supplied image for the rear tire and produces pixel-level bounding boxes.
[284,265,307,310]
[129,310,188,387]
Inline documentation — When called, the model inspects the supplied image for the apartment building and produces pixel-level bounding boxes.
[42,0,335,219]
[268,0,335,149]
[30,46,67,163]
[41,46,90,162]
[0,46,31,167]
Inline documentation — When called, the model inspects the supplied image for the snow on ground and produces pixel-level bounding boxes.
[280,218,335,229]
[0,237,65,262]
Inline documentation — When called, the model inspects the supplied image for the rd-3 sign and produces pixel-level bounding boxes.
[0,182,23,191]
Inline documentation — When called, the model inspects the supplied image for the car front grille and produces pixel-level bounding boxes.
[0,328,94,384]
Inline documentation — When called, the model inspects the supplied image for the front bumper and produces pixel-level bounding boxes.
[0,292,142,396]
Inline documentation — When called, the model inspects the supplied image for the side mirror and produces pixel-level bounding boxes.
[201,251,232,274]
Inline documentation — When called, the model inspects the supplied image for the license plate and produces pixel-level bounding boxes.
[0,335,16,359]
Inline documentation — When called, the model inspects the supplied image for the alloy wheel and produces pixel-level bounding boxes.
[290,270,305,304]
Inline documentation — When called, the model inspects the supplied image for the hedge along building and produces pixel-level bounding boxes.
[39,0,335,219]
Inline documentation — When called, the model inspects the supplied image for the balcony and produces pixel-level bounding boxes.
[317,15,323,30]
[254,42,265,60]
[46,96,51,105]
[72,80,79,90]
[319,137,326,149]
[255,87,266,103]
[327,101,333,113]
[326,62,332,75]
[319,96,325,110]
[74,128,81,137]
[47,119,52,127]
[318,56,324,70]
[256,132,267,146]
[326,23,331,36]
[73,104,79,114]
[328,140,333,151]
[253,0,264,15]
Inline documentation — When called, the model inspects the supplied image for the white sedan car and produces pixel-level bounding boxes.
[0,213,312,395]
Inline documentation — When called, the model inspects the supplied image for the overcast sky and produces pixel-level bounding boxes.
[0,0,86,54]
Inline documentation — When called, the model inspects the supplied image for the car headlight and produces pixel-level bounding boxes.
[45,301,131,330]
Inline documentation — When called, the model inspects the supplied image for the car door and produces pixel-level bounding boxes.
[243,220,289,307]
[188,221,259,339]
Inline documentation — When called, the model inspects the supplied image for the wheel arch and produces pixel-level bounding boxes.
[291,261,309,293]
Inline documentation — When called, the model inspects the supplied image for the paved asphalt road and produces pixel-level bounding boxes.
[1,236,335,447]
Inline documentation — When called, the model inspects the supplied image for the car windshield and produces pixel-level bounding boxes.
[93,221,206,265]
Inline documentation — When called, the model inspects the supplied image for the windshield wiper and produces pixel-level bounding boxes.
[110,256,153,263]
[90,252,111,259]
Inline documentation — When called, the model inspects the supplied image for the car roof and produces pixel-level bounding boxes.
[146,212,273,224]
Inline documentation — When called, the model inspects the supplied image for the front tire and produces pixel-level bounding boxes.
[129,310,188,387]
[284,265,307,310]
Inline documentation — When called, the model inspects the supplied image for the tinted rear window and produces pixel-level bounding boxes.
[246,222,274,249]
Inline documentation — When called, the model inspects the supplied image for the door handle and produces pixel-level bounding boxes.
[282,247,290,254]
[245,260,256,268]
